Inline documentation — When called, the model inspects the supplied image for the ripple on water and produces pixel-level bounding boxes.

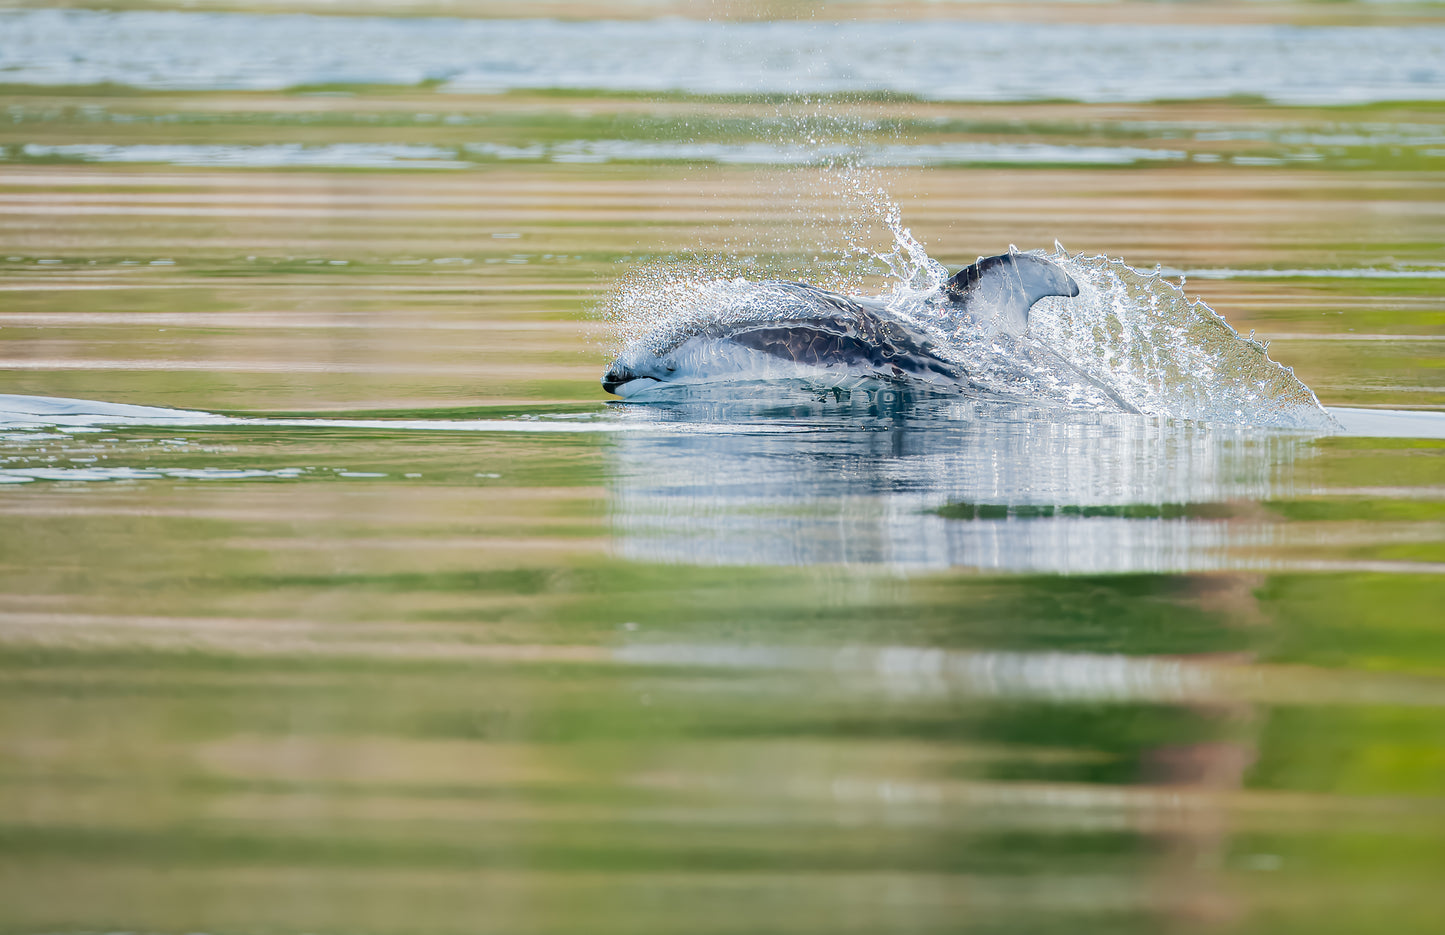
[2,11,1443,104]
[15,140,1189,170]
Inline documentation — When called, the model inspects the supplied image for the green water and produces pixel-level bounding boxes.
[3,6,1445,933]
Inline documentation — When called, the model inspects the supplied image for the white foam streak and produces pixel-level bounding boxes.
[0,394,807,439]
[1172,267,1445,281]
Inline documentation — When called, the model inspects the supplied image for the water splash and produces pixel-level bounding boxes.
[603,229,1332,428]
[839,171,950,310]
[1029,249,1332,427]
[601,157,936,352]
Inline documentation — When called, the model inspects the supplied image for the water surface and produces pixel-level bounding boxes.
[2,4,1444,934]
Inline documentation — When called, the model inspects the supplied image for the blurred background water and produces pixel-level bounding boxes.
[1,2,1444,933]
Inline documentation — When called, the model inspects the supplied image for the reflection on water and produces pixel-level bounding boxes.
[5,391,1441,577]
[0,386,1443,935]
[615,641,1445,707]
[607,391,1316,572]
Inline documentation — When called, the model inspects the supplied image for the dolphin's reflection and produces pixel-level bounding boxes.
[605,386,1315,572]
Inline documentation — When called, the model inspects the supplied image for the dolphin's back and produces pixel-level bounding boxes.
[699,282,958,379]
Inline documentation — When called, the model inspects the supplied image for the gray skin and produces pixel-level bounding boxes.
[601,252,1081,397]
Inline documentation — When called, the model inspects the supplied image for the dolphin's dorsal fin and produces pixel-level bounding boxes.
[942,251,1080,335]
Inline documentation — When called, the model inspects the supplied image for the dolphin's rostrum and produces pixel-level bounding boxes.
[602,251,1081,398]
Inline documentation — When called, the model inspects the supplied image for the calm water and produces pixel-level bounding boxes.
[6,9,1445,103]
[2,3,1445,934]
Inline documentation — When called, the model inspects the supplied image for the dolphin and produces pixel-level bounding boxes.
[601,252,1081,398]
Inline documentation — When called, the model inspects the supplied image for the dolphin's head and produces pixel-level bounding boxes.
[601,340,682,398]
[603,326,778,398]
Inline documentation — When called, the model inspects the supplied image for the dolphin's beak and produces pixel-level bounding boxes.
[601,365,628,396]
[609,378,660,398]
[601,365,659,397]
